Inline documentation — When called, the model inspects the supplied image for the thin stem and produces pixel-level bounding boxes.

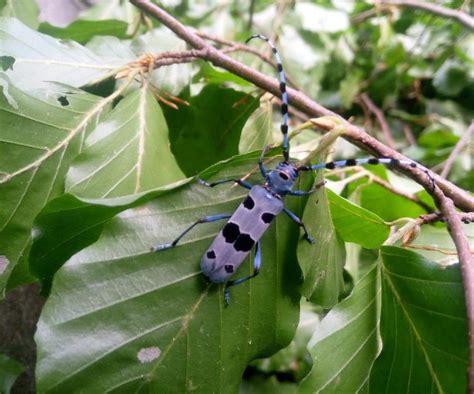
[440,121,473,178]
[381,0,474,30]
[359,93,396,149]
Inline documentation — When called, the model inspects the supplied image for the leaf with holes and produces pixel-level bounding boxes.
[369,246,468,393]
[0,75,108,295]
[0,17,124,90]
[66,84,185,199]
[298,174,346,308]
[298,264,380,393]
[36,154,302,392]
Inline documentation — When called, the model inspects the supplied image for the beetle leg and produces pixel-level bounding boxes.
[283,207,314,244]
[150,214,232,252]
[224,240,261,305]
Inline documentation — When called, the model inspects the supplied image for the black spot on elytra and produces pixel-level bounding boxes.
[261,213,275,224]
[224,265,234,273]
[279,82,286,93]
[277,63,283,72]
[281,124,288,134]
[392,159,400,166]
[57,95,69,106]
[346,159,357,166]
[234,233,255,252]
[223,222,240,243]
[281,103,288,114]
[410,162,417,167]
[206,250,216,259]
[368,158,379,165]
[279,172,288,180]
[243,196,255,210]
[325,162,336,169]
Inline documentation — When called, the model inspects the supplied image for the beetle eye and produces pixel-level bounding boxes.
[279,172,289,180]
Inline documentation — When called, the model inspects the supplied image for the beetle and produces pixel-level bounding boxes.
[151,34,430,304]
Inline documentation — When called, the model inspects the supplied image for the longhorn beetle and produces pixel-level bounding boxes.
[151,34,432,304]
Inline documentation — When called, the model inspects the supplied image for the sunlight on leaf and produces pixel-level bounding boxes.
[66,83,185,199]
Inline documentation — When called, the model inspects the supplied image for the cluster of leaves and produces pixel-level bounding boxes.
[0,0,472,392]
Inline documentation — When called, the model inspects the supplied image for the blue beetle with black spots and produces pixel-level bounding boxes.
[151,35,430,304]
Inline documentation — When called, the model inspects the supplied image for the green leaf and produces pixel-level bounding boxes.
[30,194,124,294]
[328,189,390,249]
[0,354,24,394]
[66,85,185,199]
[298,176,346,308]
[130,28,192,95]
[360,183,426,222]
[164,85,259,175]
[0,17,123,89]
[369,246,468,393]
[298,264,380,393]
[339,70,362,109]
[239,98,273,154]
[197,62,252,87]
[432,60,469,97]
[0,76,107,295]
[36,155,301,392]
[38,19,128,44]
[2,0,39,29]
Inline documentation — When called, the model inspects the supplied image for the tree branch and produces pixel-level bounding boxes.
[440,121,473,178]
[130,0,474,213]
[381,0,474,30]
[359,93,396,149]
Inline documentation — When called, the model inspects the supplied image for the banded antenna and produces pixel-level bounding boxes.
[246,34,290,162]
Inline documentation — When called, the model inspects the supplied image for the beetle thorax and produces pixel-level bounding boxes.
[265,162,299,196]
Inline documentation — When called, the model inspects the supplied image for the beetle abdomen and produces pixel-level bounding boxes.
[201,185,284,283]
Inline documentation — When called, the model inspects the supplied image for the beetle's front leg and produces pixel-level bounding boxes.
[283,207,314,244]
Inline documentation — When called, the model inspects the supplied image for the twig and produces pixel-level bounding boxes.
[382,0,474,30]
[358,167,433,212]
[197,31,299,89]
[129,0,474,213]
[417,212,474,225]
[359,93,396,149]
[381,0,474,30]
[440,121,473,178]
[402,124,417,146]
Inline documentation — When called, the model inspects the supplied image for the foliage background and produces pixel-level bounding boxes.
[0,0,472,392]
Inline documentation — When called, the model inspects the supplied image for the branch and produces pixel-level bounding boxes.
[130,0,474,213]
[359,93,396,149]
[197,31,300,89]
[381,0,474,31]
[440,121,473,178]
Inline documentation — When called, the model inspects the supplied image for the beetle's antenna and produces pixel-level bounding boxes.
[246,34,290,162]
